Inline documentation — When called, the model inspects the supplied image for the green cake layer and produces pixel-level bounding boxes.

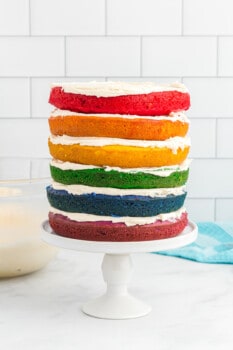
[50,165,189,189]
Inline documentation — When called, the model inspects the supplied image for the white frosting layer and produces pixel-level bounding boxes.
[51,81,188,97]
[50,109,189,123]
[49,206,186,226]
[51,182,185,198]
[49,135,190,154]
[50,159,191,177]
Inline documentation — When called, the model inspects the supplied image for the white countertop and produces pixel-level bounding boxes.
[1,250,233,350]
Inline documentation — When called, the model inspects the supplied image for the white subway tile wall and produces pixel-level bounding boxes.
[66,37,141,76]
[219,37,233,76]
[0,37,64,76]
[0,0,232,221]
[0,78,30,118]
[107,0,182,35]
[0,0,29,35]
[217,119,233,158]
[216,200,233,221]
[31,0,105,36]
[142,37,217,77]
[183,0,233,35]
[0,119,48,158]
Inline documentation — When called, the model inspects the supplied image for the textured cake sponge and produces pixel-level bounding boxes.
[47,81,191,242]
[48,141,190,168]
[49,87,190,116]
[48,212,188,242]
[46,186,187,217]
[50,164,189,189]
[49,113,189,141]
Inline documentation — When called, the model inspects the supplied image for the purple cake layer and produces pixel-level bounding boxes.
[48,212,188,242]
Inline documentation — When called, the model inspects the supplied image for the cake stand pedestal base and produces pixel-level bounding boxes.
[82,254,151,319]
[41,220,197,320]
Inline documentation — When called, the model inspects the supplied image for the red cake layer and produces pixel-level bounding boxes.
[48,212,188,242]
[49,87,190,116]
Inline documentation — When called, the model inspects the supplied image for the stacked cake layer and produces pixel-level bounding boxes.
[47,81,191,241]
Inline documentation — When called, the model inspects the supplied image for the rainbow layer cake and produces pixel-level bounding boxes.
[47,81,191,242]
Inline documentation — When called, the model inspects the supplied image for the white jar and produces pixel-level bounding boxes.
[0,158,56,277]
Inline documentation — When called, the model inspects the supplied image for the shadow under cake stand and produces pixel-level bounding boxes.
[42,220,197,320]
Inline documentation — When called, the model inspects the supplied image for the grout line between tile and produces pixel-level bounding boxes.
[216,36,219,76]
[0,117,47,120]
[64,36,67,76]
[215,118,218,157]
[140,37,143,76]
[1,34,233,38]
[3,76,233,79]
[105,0,107,35]
[29,159,32,180]
[181,0,184,35]
[29,77,32,118]
[187,197,233,200]
[214,198,217,221]
[28,0,31,35]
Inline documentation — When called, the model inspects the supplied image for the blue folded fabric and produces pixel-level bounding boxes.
[155,222,233,264]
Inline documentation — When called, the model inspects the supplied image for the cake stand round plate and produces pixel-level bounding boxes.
[41,220,197,320]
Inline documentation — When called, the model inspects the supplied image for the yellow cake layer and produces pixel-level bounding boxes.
[48,140,190,168]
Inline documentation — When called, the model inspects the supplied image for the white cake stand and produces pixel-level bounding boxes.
[41,220,197,320]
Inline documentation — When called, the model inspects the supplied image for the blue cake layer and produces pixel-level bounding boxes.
[46,186,186,217]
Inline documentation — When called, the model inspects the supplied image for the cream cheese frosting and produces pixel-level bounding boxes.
[51,81,188,97]
[50,109,189,123]
[49,135,191,154]
[50,159,191,177]
[49,206,186,226]
[51,182,186,197]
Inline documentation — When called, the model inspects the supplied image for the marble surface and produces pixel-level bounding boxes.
[1,250,233,350]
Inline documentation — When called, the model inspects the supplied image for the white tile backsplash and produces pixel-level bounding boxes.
[30,158,51,179]
[187,160,233,198]
[0,78,30,118]
[0,119,49,158]
[0,0,29,35]
[216,199,233,221]
[0,0,232,221]
[217,119,233,157]
[66,37,140,76]
[142,37,217,76]
[184,78,233,118]
[185,198,215,222]
[31,78,55,118]
[107,0,182,35]
[107,77,182,83]
[0,37,64,76]
[189,119,216,158]
[183,0,233,35]
[219,37,233,76]
[31,0,105,35]
[0,158,30,180]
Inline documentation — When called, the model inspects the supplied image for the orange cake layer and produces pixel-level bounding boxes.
[49,114,189,141]
[48,140,190,168]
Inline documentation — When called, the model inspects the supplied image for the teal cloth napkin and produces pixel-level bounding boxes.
[155,222,233,264]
